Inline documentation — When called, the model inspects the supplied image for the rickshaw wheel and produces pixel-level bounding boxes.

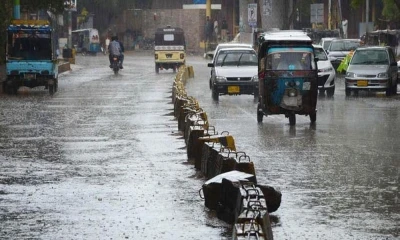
[257,109,263,123]
[309,112,316,123]
[289,114,296,126]
[49,84,55,95]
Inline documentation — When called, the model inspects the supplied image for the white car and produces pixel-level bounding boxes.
[313,44,336,97]
[207,47,259,101]
[206,42,253,61]
[207,43,253,89]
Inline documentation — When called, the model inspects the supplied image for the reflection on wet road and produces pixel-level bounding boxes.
[0,53,399,239]
[185,57,400,239]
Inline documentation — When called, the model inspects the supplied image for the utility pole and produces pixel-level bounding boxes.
[366,0,370,32]
[13,0,20,19]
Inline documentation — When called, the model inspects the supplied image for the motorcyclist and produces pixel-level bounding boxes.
[108,36,124,69]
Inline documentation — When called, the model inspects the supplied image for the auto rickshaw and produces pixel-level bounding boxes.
[256,31,318,125]
[154,26,186,73]
[4,19,58,95]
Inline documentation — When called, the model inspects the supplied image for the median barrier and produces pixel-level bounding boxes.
[171,64,279,239]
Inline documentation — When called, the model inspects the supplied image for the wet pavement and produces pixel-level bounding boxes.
[0,52,229,239]
[0,51,399,239]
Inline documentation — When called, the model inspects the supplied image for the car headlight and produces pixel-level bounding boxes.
[320,67,333,72]
[377,72,388,78]
[215,76,227,82]
[346,72,355,78]
[252,75,259,82]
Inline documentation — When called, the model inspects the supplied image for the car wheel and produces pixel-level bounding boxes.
[326,86,335,97]
[212,89,219,101]
[386,85,391,96]
[345,88,351,97]
[289,113,296,126]
[209,78,212,89]
[392,82,397,95]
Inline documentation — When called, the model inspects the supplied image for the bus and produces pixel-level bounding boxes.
[71,28,101,55]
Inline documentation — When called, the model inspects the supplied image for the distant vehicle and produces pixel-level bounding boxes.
[319,37,338,51]
[313,44,336,97]
[345,46,398,96]
[4,19,58,95]
[326,39,361,70]
[154,26,186,73]
[207,47,259,101]
[71,28,101,55]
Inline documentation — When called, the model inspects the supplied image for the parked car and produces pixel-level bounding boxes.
[345,46,398,96]
[208,47,258,101]
[319,37,338,51]
[207,43,253,89]
[313,44,336,97]
[326,39,361,70]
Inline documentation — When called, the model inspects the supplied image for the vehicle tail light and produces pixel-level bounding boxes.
[180,53,184,59]
[155,54,158,60]
[113,57,118,61]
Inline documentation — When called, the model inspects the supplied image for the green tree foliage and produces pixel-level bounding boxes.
[382,0,400,22]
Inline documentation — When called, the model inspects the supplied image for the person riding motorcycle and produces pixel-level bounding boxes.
[108,36,124,69]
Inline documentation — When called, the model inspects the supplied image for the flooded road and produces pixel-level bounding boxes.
[0,53,228,239]
[185,56,400,239]
[0,52,399,239]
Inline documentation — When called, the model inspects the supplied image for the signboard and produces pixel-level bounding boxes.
[248,3,257,27]
[310,3,324,23]
[263,0,272,16]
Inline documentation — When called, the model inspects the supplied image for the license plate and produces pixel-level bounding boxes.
[228,86,240,93]
[357,80,368,87]
[24,73,36,80]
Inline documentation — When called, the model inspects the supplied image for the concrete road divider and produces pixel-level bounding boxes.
[171,65,279,239]
[200,170,256,211]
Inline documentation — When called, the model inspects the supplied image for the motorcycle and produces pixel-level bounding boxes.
[110,55,121,75]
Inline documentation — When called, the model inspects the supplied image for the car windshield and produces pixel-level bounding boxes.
[265,47,316,70]
[216,51,257,67]
[350,49,389,65]
[314,47,328,60]
[323,40,332,50]
[329,41,360,51]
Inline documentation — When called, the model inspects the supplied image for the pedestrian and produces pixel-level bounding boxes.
[214,19,219,42]
[221,18,228,42]
[105,36,110,54]
[204,16,213,43]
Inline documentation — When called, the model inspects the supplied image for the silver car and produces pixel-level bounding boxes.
[345,46,398,96]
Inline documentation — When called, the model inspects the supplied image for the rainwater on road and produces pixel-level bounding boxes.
[0,52,399,240]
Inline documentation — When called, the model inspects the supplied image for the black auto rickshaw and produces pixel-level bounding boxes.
[154,26,186,73]
[257,30,318,125]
